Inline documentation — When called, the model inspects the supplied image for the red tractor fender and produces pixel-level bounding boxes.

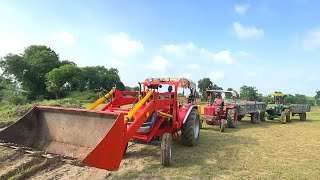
[178,104,198,124]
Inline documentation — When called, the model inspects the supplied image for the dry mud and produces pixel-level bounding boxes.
[0,124,154,180]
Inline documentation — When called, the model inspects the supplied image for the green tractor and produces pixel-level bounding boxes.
[265,93,292,124]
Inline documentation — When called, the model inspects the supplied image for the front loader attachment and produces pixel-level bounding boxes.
[0,106,126,171]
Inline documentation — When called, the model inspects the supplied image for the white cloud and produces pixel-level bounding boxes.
[107,58,124,68]
[54,30,75,45]
[238,50,252,57]
[147,56,169,70]
[212,50,234,64]
[182,73,191,78]
[233,22,264,40]
[163,42,195,56]
[234,4,250,15]
[209,71,224,80]
[105,32,144,57]
[186,63,200,69]
[298,28,320,51]
[247,72,257,77]
[201,49,234,64]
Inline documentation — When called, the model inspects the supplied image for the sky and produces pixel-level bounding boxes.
[0,0,320,96]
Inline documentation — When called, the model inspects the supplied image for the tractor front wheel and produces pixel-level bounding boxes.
[161,133,173,166]
[181,108,200,146]
[300,113,307,121]
[286,111,292,122]
[220,119,226,132]
[227,108,236,128]
[280,110,288,124]
[237,115,243,121]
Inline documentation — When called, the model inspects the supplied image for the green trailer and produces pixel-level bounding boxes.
[264,93,310,123]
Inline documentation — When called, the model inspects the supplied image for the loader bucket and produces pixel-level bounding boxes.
[0,106,126,171]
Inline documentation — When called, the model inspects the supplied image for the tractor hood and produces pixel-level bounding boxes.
[267,104,278,110]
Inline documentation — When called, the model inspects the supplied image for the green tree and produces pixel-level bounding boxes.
[306,96,315,106]
[315,91,320,106]
[239,85,258,101]
[294,94,307,104]
[46,64,82,98]
[198,78,214,100]
[225,88,239,99]
[0,45,62,100]
[79,66,125,92]
[198,78,222,101]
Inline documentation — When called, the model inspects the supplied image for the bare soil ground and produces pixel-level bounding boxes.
[1,113,320,180]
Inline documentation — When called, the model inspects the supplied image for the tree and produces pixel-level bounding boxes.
[46,64,82,98]
[239,85,258,101]
[0,45,62,100]
[306,96,315,106]
[198,78,222,101]
[79,66,125,92]
[225,88,239,99]
[294,94,307,104]
[315,91,320,106]
[198,78,214,100]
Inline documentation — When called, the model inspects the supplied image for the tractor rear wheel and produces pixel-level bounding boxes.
[300,113,307,121]
[181,108,200,146]
[251,112,261,124]
[161,133,172,166]
[227,108,236,128]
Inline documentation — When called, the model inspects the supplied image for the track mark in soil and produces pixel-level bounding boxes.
[0,156,43,179]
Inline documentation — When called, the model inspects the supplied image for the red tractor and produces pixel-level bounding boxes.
[202,90,237,132]
[0,77,202,170]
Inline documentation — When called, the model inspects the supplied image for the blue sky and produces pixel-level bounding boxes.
[0,0,319,96]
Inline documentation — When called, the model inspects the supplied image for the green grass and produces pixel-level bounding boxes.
[113,112,320,180]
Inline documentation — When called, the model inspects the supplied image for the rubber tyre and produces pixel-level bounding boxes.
[181,108,200,147]
[220,119,226,132]
[161,133,173,166]
[123,142,128,158]
[251,112,261,124]
[237,115,243,121]
[300,113,307,121]
[260,112,265,121]
[227,108,236,128]
[280,110,288,124]
[286,111,292,122]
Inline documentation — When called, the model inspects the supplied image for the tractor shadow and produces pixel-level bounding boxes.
[120,127,259,179]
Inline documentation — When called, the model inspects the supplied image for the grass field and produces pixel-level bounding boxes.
[1,102,320,179]
[112,112,320,180]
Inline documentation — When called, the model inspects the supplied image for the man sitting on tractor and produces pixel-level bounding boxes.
[214,94,223,105]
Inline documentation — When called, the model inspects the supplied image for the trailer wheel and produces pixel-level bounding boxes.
[227,108,236,128]
[251,112,261,124]
[161,133,172,166]
[181,108,200,146]
[260,112,265,121]
[300,113,306,121]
